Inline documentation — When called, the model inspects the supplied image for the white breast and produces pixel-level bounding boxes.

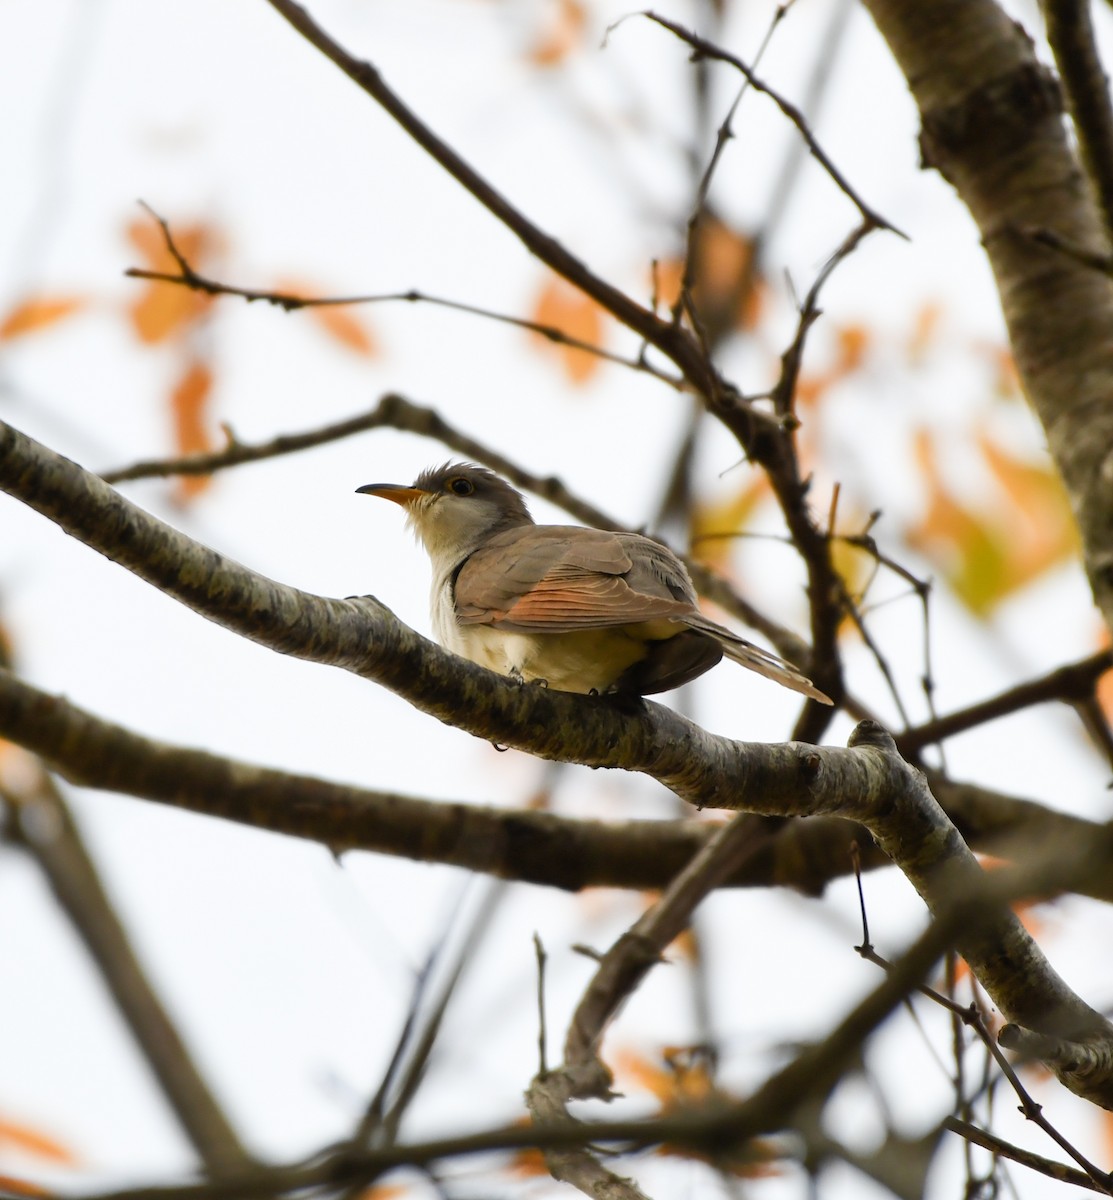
[429,573,649,693]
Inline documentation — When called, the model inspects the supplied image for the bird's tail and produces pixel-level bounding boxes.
[683,614,833,704]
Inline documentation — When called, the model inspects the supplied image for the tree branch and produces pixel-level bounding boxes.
[1,666,1108,903]
[898,648,1113,755]
[861,0,1113,643]
[2,769,251,1173]
[3,418,1112,1103]
[639,11,904,239]
[1043,0,1113,243]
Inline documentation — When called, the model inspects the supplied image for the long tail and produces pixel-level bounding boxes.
[683,614,833,704]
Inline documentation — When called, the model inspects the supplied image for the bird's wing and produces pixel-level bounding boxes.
[453,526,694,631]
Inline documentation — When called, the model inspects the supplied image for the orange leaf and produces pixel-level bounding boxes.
[0,1175,50,1198]
[975,340,1021,399]
[612,1049,785,1177]
[126,216,219,344]
[170,360,215,501]
[1101,1107,1113,1163]
[273,277,379,357]
[1096,627,1113,721]
[834,323,871,373]
[0,1118,77,1165]
[529,277,607,384]
[0,296,86,341]
[503,1117,551,1179]
[654,219,765,331]
[906,301,943,363]
[528,0,587,66]
[309,306,378,357]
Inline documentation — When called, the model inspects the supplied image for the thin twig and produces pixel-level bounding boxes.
[638,12,906,239]
[127,205,683,390]
[534,932,549,1078]
[855,939,1113,1194]
[944,1116,1110,1193]
[897,649,1113,757]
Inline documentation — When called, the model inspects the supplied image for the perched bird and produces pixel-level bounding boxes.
[358,463,831,702]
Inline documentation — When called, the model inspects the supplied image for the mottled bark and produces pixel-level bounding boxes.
[862,0,1113,635]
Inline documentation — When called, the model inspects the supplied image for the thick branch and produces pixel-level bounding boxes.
[3,770,251,1173]
[3,419,1112,1102]
[861,0,1113,639]
[1043,0,1113,241]
[0,667,1107,903]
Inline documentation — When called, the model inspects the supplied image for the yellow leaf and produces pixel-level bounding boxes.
[906,430,1077,615]
[688,475,769,575]
[0,296,86,341]
[529,276,607,383]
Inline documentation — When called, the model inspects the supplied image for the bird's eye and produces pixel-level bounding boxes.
[448,477,474,496]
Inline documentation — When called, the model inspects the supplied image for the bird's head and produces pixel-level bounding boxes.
[357,462,534,563]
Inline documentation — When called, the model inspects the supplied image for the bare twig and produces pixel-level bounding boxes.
[945,1116,1110,1192]
[263,0,676,358]
[639,11,906,239]
[126,206,683,391]
[853,899,1113,1192]
[534,932,549,1078]
[897,649,1113,757]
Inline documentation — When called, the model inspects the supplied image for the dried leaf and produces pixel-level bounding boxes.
[0,1118,77,1165]
[906,430,1077,615]
[794,320,874,411]
[830,507,880,638]
[529,276,607,383]
[688,474,769,575]
[834,322,871,373]
[274,277,379,357]
[612,1048,785,1177]
[906,300,943,363]
[655,219,765,331]
[170,360,215,501]
[0,296,86,341]
[504,1118,550,1178]
[976,340,1021,399]
[0,1176,50,1198]
[126,216,220,344]
[1096,628,1113,721]
[310,306,378,356]
[528,0,587,66]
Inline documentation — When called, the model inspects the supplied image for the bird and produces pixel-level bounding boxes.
[357,463,831,703]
